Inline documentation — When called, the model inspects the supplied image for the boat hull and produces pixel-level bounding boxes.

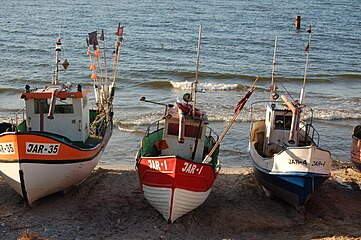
[249,122,332,208]
[0,124,111,204]
[137,156,217,223]
[252,164,329,208]
[351,135,361,171]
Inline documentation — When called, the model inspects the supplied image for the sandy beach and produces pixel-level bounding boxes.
[1,161,360,240]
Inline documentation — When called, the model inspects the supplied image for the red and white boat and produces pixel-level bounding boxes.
[136,100,220,223]
[135,26,255,223]
[0,25,124,204]
[351,125,361,171]
[136,26,220,223]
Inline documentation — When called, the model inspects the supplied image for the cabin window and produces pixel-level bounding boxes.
[47,98,74,114]
[274,115,292,130]
[167,123,202,138]
[167,123,179,136]
[34,99,49,114]
[54,99,74,113]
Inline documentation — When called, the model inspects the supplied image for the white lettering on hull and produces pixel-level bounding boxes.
[181,162,203,175]
[148,160,168,171]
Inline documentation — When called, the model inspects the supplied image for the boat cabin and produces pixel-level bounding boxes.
[21,84,91,143]
[264,102,298,151]
[162,106,208,162]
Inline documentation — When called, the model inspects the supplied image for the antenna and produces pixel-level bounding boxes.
[54,38,62,85]
[58,21,62,41]
[192,25,202,116]
[299,24,312,104]
[270,36,278,101]
[52,22,63,85]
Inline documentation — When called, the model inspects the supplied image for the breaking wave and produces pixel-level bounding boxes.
[170,81,244,91]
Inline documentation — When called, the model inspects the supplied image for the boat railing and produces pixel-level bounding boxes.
[8,107,26,131]
[297,104,321,146]
[204,126,220,169]
[145,119,164,137]
[299,123,320,146]
[206,126,219,141]
[250,101,269,121]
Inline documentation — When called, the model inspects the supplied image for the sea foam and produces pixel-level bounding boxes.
[170,81,240,91]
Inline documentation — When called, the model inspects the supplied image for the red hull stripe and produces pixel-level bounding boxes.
[21,88,91,99]
[138,156,217,192]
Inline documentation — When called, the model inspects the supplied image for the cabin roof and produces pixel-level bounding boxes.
[21,85,91,99]
[267,102,292,112]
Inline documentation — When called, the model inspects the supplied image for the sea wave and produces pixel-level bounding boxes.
[0,88,22,94]
[140,81,173,88]
[332,74,361,80]
[114,123,145,135]
[116,106,361,127]
[313,109,361,121]
[170,81,244,91]
[130,68,340,86]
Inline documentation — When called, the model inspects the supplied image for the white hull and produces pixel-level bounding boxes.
[25,154,101,204]
[142,184,212,223]
[0,150,103,204]
[249,140,332,175]
[0,162,22,196]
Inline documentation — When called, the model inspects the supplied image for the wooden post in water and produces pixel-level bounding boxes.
[295,16,301,29]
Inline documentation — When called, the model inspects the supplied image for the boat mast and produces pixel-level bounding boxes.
[100,30,109,99]
[111,24,123,86]
[299,24,312,105]
[108,23,124,104]
[53,38,62,85]
[270,36,278,101]
[192,25,202,116]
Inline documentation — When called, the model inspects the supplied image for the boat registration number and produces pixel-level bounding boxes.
[181,162,203,175]
[26,142,60,155]
[148,160,168,171]
[0,142,15,154]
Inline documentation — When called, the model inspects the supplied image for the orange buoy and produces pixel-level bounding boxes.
[94,49,100,56]
[90,64,96,71]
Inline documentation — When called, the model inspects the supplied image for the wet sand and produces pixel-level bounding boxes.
[1,162,361,240]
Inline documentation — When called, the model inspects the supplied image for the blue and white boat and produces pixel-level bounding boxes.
[248,32,333,209]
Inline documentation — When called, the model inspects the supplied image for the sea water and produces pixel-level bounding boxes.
[0,0,360,169]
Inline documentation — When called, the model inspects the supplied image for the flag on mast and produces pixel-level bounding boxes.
[116,23,123,37]
[88,31,98,50]
[305,42,310,53]
[234,87,254,113]
[305,24,312,53]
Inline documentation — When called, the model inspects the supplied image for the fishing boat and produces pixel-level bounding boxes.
[249,27,333,209]
[135,26,219,223]
[351,125,361,171]
[0,24,124,204]
[136,26,256,223]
